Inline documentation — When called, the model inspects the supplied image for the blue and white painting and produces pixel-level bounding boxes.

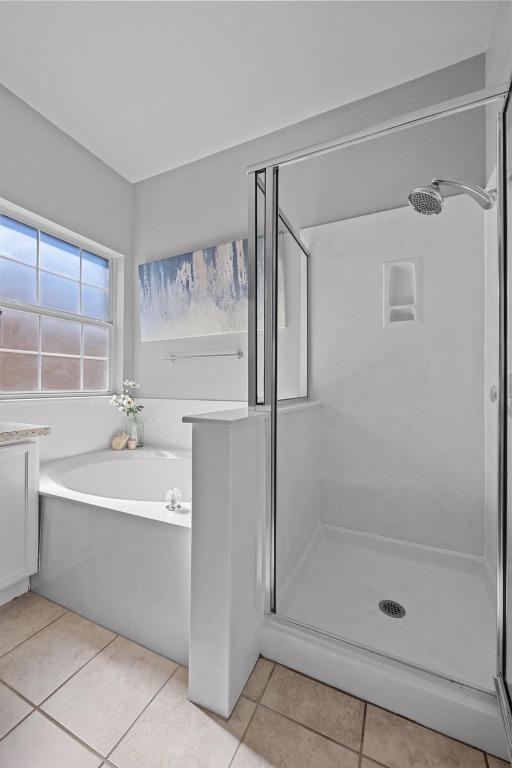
[138,239,248,341]
[138,238,286,342]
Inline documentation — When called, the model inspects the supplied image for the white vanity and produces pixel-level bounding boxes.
[0,422,50,606]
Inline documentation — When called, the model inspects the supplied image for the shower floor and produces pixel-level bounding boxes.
[277,524,495,691]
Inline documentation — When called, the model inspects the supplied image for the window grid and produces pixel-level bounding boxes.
[0,213,113,396]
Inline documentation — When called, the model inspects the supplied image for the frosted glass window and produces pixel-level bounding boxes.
[41,356,80,391]
[0,215,37,266]
[0,351,38,391]
[0,258,37,304]
[82,284,108,320]
[41,316,81,355]
[0,212,113,394]
[40,271,80,314]
[0,308,39,351]
[82,251,109,289]
[83,358,108,391]
[40,232,80,279]
[84,324,108,357]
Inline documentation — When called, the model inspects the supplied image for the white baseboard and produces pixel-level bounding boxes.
[0,577,29,607]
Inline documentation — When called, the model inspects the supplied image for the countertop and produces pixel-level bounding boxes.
[0,422,51,444]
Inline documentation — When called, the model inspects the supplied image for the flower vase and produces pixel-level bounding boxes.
[127,413,144,447]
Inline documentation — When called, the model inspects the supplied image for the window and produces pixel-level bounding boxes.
[0,213,113,394]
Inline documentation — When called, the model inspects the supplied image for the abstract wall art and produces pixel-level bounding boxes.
[138,237,285,341]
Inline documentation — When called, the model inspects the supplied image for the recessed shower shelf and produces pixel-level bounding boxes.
[383,259,421,326]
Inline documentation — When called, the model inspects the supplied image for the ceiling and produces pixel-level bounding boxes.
[0,1,498,183]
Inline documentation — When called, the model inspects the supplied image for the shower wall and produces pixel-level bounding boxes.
[302,194,485,555]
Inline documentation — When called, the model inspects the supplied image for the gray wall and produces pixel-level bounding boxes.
[132,55,484,400]
[0,84,134,373]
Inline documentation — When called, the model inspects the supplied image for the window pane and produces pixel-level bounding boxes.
[82,284,108,320]
[0,215,37,266]
[40,232,80,279]
[0,257,37,303]
[40,271,80,314]
[82,251,109,289]
[83,358,108,390]
[83,324,108,357]
[0,308,39,351]
[41,316,80,355]
[41,355,80,391]
[0,351,38,391]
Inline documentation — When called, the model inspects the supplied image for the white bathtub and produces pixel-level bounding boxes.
[32,448,191,664]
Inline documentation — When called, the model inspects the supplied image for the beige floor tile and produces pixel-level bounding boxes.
[363,705,486,768]
[361,760,383,768]
[231,705,359,768]
[487,757,510,768]
[41,635,176,756]
[0,612,115,704]
[242,658,274,702]
[0,711,101,768]
[0,681,32,738]
[0,593,66,657]
[261,664,364,750]
[110,665,255,768]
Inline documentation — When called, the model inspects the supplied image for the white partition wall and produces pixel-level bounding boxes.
[185,409,268,717]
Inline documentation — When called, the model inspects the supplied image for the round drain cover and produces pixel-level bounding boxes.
[379,599,406,618]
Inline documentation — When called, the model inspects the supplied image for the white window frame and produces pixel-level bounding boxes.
[0,198,124,399]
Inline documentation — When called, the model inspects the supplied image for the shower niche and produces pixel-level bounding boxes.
[383,259,420,325]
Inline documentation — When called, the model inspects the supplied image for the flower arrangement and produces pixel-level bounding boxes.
[110,379,144,446]
[110,379,144,416]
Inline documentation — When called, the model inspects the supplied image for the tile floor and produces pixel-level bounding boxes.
[0,591,508,768]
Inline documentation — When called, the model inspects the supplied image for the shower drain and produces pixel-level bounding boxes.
[379,599,406,619]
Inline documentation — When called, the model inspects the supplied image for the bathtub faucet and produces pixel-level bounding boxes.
[165,488,182,512]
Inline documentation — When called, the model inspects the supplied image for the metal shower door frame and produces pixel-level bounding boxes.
[247,81,509,691]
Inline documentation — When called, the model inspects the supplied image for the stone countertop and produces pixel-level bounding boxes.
[0,422,51,444]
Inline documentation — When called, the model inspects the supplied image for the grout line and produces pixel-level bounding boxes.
[0,707,33,742]
[37,708,107,762]
[38,634,119,707]
[257,702,362,759]
[0,607,68,661]
[484,754,490,768]
[104,663,180,764]
[228,659,277,768]
[358,702,367,768]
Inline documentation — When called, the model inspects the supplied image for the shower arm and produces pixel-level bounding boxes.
[433,179,496,210]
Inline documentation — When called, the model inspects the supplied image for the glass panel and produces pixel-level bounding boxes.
[41,316,81,355]
[504,91,512,694]
[83,358,108,390]
[255,171,266,404]
[0,308,39,351]
[0,351,38,391]
[40,271,80,314]
[40,232,80,279]
[81,284,108,320]
[83,324,108,357]
[41,355,80,391]
[277,230,307,400]
[0,257,37,303]
[0,215,37,266]
[82,251,109,289]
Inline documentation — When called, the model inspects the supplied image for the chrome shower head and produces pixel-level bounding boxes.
[408,178,496,215]
[408,182,443,215]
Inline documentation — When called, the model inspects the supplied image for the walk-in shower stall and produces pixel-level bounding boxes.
[248,79,512,756]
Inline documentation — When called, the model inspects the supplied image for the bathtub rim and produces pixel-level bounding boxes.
[40,447,192,528]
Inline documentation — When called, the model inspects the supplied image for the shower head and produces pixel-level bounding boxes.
[408,178,496,215]
[408,182,443,215]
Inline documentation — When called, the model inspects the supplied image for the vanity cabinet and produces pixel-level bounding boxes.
[0,441,39,602]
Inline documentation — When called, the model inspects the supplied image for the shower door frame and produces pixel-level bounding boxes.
[248,81,510,697]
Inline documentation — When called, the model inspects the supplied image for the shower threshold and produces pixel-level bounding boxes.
[276,524,495,691]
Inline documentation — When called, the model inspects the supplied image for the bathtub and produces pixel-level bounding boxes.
[31,448,191,664]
